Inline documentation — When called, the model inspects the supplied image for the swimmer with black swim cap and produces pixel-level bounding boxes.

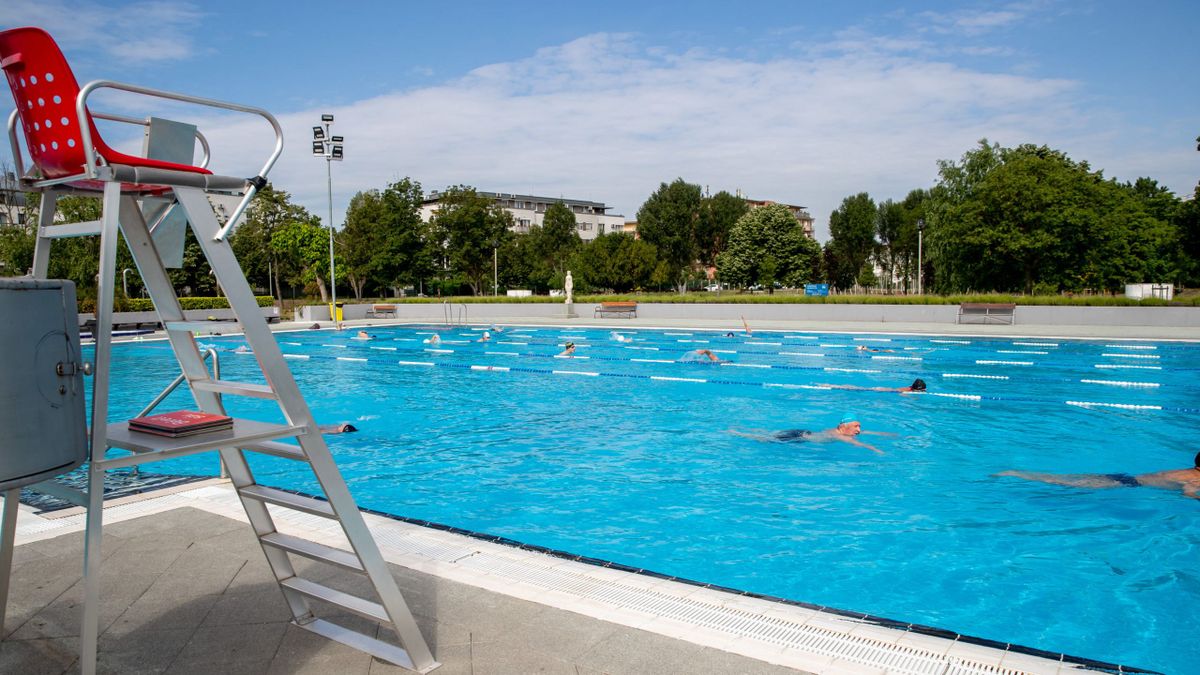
[825,379,926,394]
[998,450,1200,498]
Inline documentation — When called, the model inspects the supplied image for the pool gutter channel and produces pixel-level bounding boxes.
[13,482,1157,675]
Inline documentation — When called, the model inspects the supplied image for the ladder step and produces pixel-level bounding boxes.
[238,485,336,518]
[261,533,365,572]
[240,439,307,461]
[40,220,102,238]
[192,379,276,399]
[279,577,389,624]
[164,320,243,333]
[297,619,433,672]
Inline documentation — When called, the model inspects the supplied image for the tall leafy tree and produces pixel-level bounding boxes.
[636,179,702,289]
[695,190,747,267]
[826,193,877,290]
[377,177,433,293]
[231,184,316,301]
[716,204,820,290]
[428,186,513,295]
[571,233,658,292]
[271,217,331,301]
[526,200,582,291]
[339,189,385,299]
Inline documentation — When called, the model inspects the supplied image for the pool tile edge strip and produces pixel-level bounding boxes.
[262,483,1159,675]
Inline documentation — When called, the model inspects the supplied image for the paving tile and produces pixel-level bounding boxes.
[201,588,292,627]
[106,592,222,635]
[576,628,808,675]
[97,626,192,672]
[367,642,471,675]
[469,639,579,675]
[0,635,77,675]
[10,570,157,640]
[169,621,288,671]
[265,623,373,675]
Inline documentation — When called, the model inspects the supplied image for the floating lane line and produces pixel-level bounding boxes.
[764,383,831,390]
[664,332,693,336]
[1094,364,1162,370]
[784,335,818,339]
[337,357,368,362]
[283,354,310,359]
[553,370,600,377]
[927,392,983,401]
[721,363,770,369]
[321,344,347,349]
[976,360,1033,366]
[370,346,398,351]
[1080,379,1160,388]
[942,373,1009,380]
[424,348,453,354]
[872,355,923,361]
[931,339,970,344]
[997,350,1048,355]
[1014,342,1058,347]
[396,361,435,367]
[745,341,782,346]
[676,339,710,344]
[780,352,824,357]
[471,365,510,372]
[554,355,590,360]
[1067,401,1162,411]
[819,344,849,348]
[853,337,892,342]
[824,367,881,374]
[710,349,737,354]
[498,341,528,346]
[625,346,660,351]
[631,358,674,363]
[1101,353,1159,359]
[484,351,520,356]
[1104,344,1156,350]
[281,341,302,346]
[651,376,706,383]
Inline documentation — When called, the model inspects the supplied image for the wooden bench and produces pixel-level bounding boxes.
[957,302,1016,325]
[365,303,397,318]
[594,301,637,318]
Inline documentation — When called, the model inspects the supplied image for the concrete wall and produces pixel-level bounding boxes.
[80,305,280,327]
[304,301,1200,327]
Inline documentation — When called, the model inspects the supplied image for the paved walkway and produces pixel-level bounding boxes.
[3,506,807,675]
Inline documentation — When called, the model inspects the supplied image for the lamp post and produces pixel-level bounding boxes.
[312,114,344,322]
[122,268,131,298]
[916,218,924,296]
[491,239,499,296]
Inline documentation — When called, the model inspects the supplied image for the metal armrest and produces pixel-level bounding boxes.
[76,78,283,240]
[6,109,26,181]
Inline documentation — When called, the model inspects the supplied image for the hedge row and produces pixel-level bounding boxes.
[368,293,1199,307]
[79,296,275,312]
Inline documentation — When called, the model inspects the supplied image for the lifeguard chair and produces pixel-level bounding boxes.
[0,26,437,673]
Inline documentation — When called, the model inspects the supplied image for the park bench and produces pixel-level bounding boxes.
[365,303,397,318]
[957,302,1016,325]
[595,301,638,318]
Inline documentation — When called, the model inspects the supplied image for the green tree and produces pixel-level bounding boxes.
[636,179,702,290]
[571,233,658,292]
[716,204,821,290]
[428,186,513,295]
[340,189,384,299]
[271,217,331,301]
[231,184,316,301]
[377,178,433,294]
[695,191,748,268]
[826,193,877,291]
[526,201,582,291]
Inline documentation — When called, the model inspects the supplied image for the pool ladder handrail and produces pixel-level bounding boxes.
[442,300,467,326]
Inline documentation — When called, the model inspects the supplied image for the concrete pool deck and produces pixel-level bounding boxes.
[8,482,1103,675]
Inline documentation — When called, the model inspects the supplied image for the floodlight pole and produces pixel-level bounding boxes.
[916,218,924,296]
[313,114,343,323]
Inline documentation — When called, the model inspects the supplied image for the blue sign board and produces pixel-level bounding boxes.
[804,284,829,296]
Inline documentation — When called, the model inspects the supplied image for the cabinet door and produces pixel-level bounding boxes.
[0,279,87,491]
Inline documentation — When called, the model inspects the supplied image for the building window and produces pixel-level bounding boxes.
[598,223,605,235]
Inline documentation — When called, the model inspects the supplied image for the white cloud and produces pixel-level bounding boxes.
[216,31,1100,240]
[0,0,202,63]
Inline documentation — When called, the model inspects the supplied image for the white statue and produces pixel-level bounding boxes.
[564,270,574,305]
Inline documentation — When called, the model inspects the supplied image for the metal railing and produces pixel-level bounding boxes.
[442,301,467,326]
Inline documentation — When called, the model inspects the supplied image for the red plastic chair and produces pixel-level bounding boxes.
[0,25,280,238]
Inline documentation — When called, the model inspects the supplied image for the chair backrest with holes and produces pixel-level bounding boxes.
[0,26,104,180]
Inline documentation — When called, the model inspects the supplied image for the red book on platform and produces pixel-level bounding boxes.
[128,410,233,437]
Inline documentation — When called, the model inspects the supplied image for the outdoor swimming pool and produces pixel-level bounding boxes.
[97,325,1200,673]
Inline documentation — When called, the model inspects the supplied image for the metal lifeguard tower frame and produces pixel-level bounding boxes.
[0,26,437,674]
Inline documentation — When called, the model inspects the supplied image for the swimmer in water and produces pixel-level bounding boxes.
[355,330,372,340]
[611,332,631,343]
[856,345,896,353]
[996,452,1200,499]
[478,331,491,342]
[423,333,441,345]
[680,348,722,363]
[825,379,927,394]
[557,342,576,357]
[319,422,358,434]
[731,414,889,455]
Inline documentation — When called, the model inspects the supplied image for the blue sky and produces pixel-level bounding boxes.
[2,1,1197,239]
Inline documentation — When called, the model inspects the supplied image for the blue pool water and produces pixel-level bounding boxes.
[97,326,1200,673]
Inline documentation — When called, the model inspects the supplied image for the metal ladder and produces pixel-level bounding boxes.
[25,184,439,674]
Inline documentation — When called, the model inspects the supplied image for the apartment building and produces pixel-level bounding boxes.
[420,191,626,241]
[743,197,815,239]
